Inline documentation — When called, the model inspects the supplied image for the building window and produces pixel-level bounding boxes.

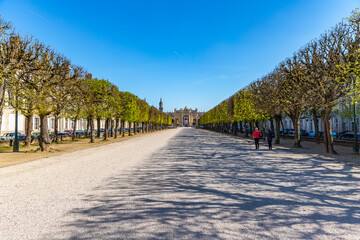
[335,118,338,132]
[34,118,40,130]
[50,118,55,130]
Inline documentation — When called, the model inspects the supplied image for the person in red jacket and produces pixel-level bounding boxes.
[253,127,261,149]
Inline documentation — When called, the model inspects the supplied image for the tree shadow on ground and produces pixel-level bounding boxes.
[52,128,360,240]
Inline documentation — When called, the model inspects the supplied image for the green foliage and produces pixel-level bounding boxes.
[119,91,140,123]
[138,99,149,123]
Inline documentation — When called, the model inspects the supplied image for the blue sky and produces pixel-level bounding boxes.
[0,0,359,112]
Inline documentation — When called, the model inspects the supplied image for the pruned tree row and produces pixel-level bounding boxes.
[200,9,360,154]
[0,16,172,152]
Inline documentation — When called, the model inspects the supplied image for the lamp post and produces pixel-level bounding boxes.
[13,108,19,152]
[9,35,20,152]
[13,91,19,152]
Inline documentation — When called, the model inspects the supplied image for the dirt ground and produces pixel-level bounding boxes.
[1,129,359,169]
[243,135,360,168]
[0,132,153,168]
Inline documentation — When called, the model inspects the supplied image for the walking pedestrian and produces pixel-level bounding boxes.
[266,129,273,150]
[253,127,261,149]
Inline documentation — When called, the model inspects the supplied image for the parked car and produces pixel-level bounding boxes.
[300,130,309,136]
[68,130,85,135]
[283,129,294,135]
[1,133,11,140]
[11,134,26,140]
[31,132,41,139]
[307,131,337,138]
[339,131,349,137]
[1,133,21,140]
[332,131,338,138]
[287,130,295,136]
[339,132,360,142]
[308,131,315,138]
[57,132,69,136]
[319,131,337,138]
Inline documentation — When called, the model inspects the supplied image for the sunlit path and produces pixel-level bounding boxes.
[1,128,360,239]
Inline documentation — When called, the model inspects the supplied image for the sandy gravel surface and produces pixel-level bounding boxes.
[0,129,180,240]
[1,128,360,239]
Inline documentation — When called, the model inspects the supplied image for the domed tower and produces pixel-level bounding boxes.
[159,98,163,112]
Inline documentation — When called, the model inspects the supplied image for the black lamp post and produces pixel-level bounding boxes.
[9,35,20,152]
[13,107,19,152]
[13,88,19,152]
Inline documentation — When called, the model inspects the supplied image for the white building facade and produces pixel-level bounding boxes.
[0,106,106,135]
[272,116,359,133]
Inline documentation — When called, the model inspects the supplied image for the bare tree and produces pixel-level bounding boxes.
[278,54,308,148]
[315,23,355,154]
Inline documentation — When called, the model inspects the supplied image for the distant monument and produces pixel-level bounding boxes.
[159,98,163,112]
[169,107,204,127]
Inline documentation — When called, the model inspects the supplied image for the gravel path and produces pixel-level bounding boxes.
[1,128,360,239]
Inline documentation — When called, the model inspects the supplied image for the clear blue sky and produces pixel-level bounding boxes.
[0,0,359,112]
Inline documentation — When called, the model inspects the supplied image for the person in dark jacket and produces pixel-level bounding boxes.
[266,129,273,150]
[253,127,261,149]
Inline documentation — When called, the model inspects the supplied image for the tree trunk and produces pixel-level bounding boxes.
[134,122,137,135]
[97,118,101,138]
[90,117,95,143]
[110,119,114,137]
[128,122,132,136]
[115,118,119,138]
[275,115,281,144]
[262,121,266,140]
[270,118,275,135]
[322,110,329,153]
[0,108,3,135]
[121,120,125,137]
[244,122,249,137]
[239,121,243,133]
[233,121,238,135]
[39,114,51,152]
[112,119,115,137]
[72,117,78,140]
[289,114,302,148]
[321,109,337,154]
[54,115,59,143]
[104,118,109,140]
[249,121,253,135]
[312,109,320,144]
[86,117,90,138]
[280,118,285,139]
[25,114,33,147]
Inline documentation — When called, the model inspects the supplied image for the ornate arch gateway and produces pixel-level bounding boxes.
[168,107,204,127]
[183,115,189,127]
